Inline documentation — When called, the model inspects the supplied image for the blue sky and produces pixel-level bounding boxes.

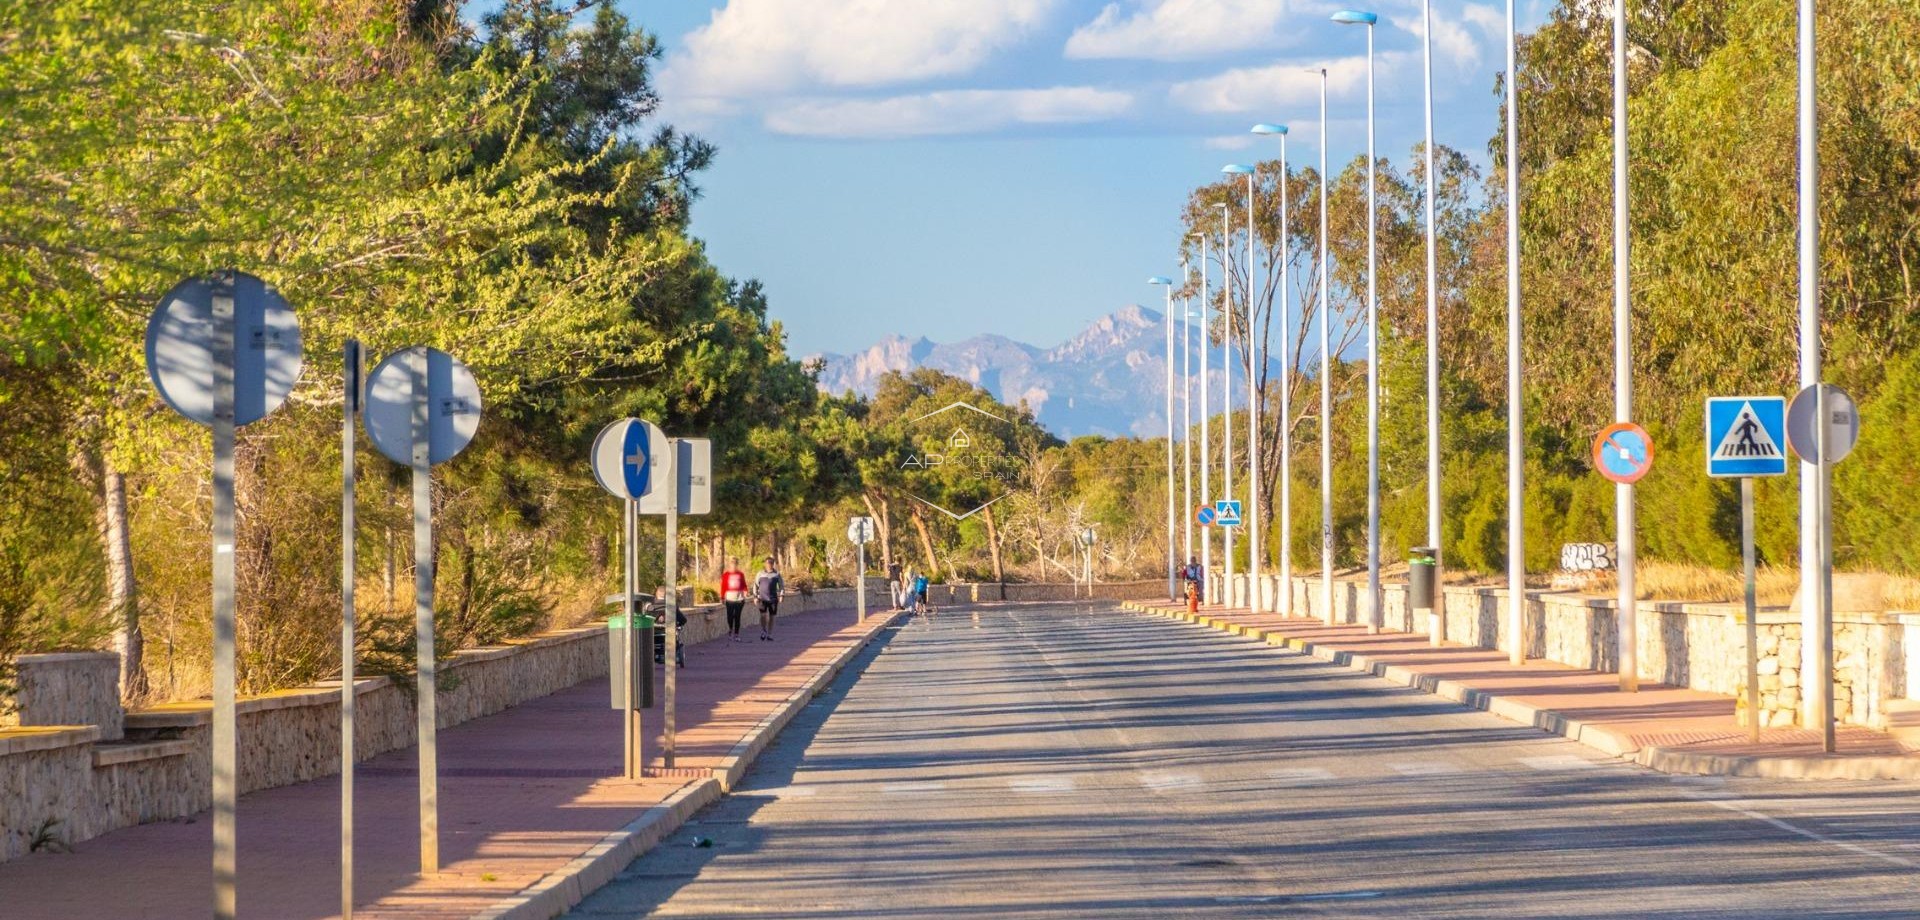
[616,0,1557,358]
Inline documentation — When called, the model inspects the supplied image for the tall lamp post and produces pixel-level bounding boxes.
[1333,8,1380,633]
[1223,163,1257,610]
[1420,0,1443,602]
[1311,68,1334,627]
[1218,201,1237,605]
[1195,231,1214,591]
[1503,0,1527,664]
[1795,0,1832,748]
[1253,125,1293,615]
[1610,0,1638,690]
[1182,263,1195,572]
[1152,275,1176,601]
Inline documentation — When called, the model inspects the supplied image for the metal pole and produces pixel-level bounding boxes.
[664,440,680,769]
[1199,234,1213,591]
[1612,0,1638,691]
[1505,0,1526,665]
[623,498,637,779]
[1365,22,1381,634]
[1818,436,1836,752]
[1183,274,1194,571]
[1423,0,1443,595]
[1247,170,1262,612]
[1318,69,1334,628]
[1165,285,1177,601]
[211,274,237,920]
[341,340,360,919]
[858,540,867,624]
[412,352,439,875]
[1795,0,1829,740]
[1223,205,1236,607]
[1742,477,1759,744]
[1278,134,1292,617]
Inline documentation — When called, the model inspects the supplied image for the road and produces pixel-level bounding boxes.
[568,601,1920,918]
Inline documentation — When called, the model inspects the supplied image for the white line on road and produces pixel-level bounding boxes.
[1518,755,1601,771]
[1009,777,1077,794]
[1266,767,1336,785]
[881,781,946,795]
[1140,771,1202,791]
[1688,796,1920,869]
[1387,761,1464,776]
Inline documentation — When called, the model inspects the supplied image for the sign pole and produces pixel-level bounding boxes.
[623,498,638,779]
[211,275,238,920]
[1816,384,1836,752]
[857,541,867,624]
[663,440,679,770]
[1742,477,1759,744]
[412,354,439,875]
[341,340,360,919]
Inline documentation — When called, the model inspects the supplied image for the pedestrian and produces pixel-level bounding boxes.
[754,556,783,641]
[886,559,903,610]
[912,571,931,623]
[1182,556,1203,613]
[720,557,748,642]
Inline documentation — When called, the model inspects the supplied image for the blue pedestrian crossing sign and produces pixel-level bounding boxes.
[1705,396,1788,478]
[1213,499,1243,528]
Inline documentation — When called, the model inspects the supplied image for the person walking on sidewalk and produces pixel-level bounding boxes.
[754,556,784,641]
[911,571,931,624]
[887,559,904,610]
[1182,557,1203,613]
[720,558,749,642]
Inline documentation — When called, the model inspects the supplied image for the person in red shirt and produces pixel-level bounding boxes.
[719,558,749,642]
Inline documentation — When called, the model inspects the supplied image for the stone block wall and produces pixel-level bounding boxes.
[2,653,123,741]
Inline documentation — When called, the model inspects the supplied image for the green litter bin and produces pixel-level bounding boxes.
[1408,548,1438,611]
[608,611,655,710]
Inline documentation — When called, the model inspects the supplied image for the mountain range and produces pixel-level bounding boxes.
[809,305,1265,440]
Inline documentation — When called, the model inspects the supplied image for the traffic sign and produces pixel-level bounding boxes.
[590,418,666,501]
[364,347,482,466]
[1196,505,1216,527]
[145,271,304,427]
[1079,527,1098,546]
[1705,396,1789,478]
[1213,499,1243,527]
[1786,383,1859,464]
[637,437,712,515]
[847,516,875,544]
[1592,422,1654,484]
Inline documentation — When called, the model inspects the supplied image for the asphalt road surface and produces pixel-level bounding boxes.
[568,601,1920,918]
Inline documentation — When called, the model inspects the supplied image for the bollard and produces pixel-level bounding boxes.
[1409,548,1439,646]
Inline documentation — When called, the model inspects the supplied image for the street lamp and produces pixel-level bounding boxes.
[1503,0,1526,665]
[1182,261,1195,575]
[1333,8,1380,633]
[1223,162,1258,610]
[1151,275,1176,602]
[1252,125,1291,616]
[1795,0,1833,748]
[1420,0,1443,616]
[1309,68,1334,627]
[1218,170,1250,608]
[1609,0,1638,690]
[1194,230,1215,591]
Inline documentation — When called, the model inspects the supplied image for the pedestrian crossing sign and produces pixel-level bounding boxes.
[1705,396,1789,478]
[1213,499,1243,527]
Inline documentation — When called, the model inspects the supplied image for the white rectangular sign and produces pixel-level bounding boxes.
[639,438,711,515]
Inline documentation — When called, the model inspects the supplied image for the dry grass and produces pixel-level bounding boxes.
[1581,561,1920,609]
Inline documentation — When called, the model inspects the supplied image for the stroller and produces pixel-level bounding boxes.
[646,597,687,668]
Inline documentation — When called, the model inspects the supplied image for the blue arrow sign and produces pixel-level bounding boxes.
[1213,499,1243,528]
[1705,396,1788,478]
[621,419,651,497]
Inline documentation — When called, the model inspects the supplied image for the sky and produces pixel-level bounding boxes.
[615,0,1559,358]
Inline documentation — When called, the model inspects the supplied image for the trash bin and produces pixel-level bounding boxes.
[608,610,655,710]
[1408,548,1438,612]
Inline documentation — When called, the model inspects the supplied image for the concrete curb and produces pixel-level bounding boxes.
[1122,602,1920,781]
[472,610,905,920]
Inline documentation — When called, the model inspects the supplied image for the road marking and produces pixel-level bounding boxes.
[1690,796,1920,869]
[1266,767,1336,785]
[1387,761,1463,776]
[1518,755,1600,771]
[881,781,946,795]
[1009,777,1077,794]
[768,785,817,798]
[1140,771,1202,791]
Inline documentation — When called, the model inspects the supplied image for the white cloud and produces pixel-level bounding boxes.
[1169,53,1406,114]
[663,0,1060,102]
[1204,135,1258,150]
[1388,2,1498,70]
[1065,0,1300,61]
[764,87,1134,139]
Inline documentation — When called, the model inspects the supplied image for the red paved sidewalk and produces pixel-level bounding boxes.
[0,606,887,920]
[1134,600,1920,778]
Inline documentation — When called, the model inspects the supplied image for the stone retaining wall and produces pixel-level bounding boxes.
[1210,571,1918,731]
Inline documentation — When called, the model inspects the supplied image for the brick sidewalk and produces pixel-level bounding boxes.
[1132,600,1920,779]
[0,606,886,920]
